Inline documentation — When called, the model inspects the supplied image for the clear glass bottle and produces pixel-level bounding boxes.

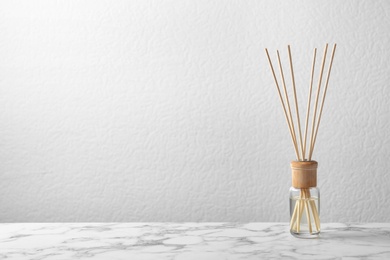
[289,161,320,238]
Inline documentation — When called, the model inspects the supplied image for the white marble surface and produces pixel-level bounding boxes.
[0,223,389,259]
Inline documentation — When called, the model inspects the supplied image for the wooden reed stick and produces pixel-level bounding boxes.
[303,49,317,160]
[310,200,320,231]
[296,189,303,232]
[309,44,328,161]
[297,194,305,232]
[265,49,300,160]
[309,44,337,159]
[304,190,312,233]
[296,199,301,232]
[288,45,304,160]
[277,50,299,160]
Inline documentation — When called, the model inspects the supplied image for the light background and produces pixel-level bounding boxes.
[0,0,389,222]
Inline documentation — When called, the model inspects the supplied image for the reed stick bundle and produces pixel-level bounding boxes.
[265,44,337,234]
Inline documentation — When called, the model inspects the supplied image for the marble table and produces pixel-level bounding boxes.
[0,223,389,259]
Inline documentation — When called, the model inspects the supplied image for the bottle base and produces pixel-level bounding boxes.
[290,230,320,239]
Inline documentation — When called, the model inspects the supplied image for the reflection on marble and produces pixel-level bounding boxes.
[0,223,389,259]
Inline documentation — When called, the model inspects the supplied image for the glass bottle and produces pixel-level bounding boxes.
[289,161,320,238]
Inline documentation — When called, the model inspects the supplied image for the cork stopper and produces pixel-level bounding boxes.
[291,161,318,188]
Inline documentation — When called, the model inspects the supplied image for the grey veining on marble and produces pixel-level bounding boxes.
[0,223,389,259]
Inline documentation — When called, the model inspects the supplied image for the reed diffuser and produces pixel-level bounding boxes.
[265,44,337,238]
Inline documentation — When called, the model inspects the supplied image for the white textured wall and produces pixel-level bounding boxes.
[0,0,389,222]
